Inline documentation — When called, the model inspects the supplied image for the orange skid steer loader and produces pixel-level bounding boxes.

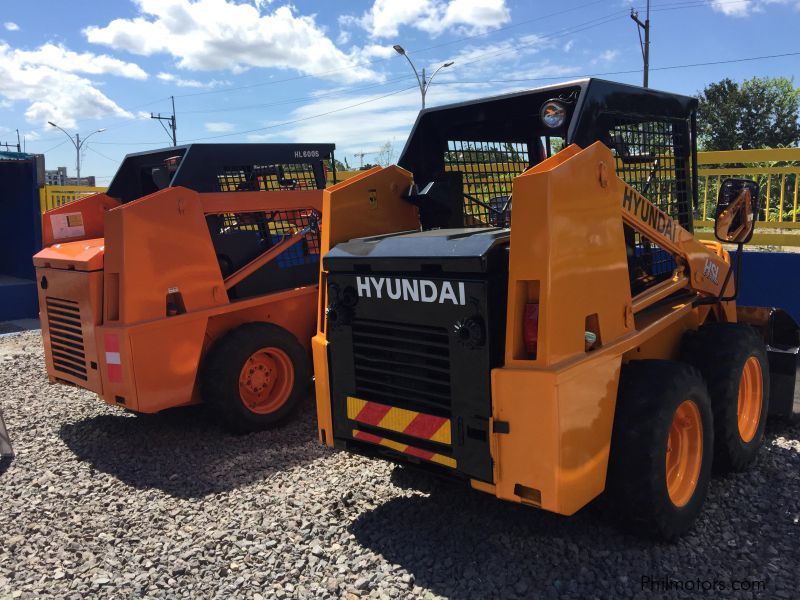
[34,143,335,431]
[313,79,800,538]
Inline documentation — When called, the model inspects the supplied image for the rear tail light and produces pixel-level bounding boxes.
[523,303,539,356]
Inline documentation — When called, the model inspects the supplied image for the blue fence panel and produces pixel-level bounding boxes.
[0,155,42,320]
[736,251,800,323]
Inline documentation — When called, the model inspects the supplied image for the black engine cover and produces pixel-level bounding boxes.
[324,228,509,482]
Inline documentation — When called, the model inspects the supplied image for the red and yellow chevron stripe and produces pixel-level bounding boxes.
[352,429,457,468]
[346,396,451,444]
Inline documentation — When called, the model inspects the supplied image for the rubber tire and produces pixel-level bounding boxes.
[200,322,310,433]
[681,322,770,473]
[606,360,714,540]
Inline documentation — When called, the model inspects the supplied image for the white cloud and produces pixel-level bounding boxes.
[710,0,756,16]
[85,0,380,83]
[14,43,147,80]
[205,121,236,132]
[4,22,20,31]
[438,34,550,76]
[563,40,574,53]
[0,42,143,127]
[246,132,279,141]
[348,0,510,38]
[157,71,228,88]
[591,49,619,65]
[360,44,397,60]
[709,0,800,17]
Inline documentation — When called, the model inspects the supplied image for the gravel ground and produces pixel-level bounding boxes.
[1,329,799,599]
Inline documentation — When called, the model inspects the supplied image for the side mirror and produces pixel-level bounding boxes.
[714,178,759,244]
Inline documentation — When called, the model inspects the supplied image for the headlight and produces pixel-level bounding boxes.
[540,101,567,129]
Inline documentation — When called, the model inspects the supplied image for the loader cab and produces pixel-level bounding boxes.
[399,78,698,296]
[107,143,335,299]
[107,143,333,203]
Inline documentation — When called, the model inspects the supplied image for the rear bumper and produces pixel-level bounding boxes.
[316,326,624,516]
[37,266,142,410]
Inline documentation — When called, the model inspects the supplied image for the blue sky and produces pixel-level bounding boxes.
[1,0,799,184]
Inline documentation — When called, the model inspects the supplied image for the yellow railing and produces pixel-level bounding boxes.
[694,147,800,247]
[696,148,800,222]
[40,185,107,213]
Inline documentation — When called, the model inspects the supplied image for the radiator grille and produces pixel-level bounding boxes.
[45,297,87,381]
[351,319,451,413]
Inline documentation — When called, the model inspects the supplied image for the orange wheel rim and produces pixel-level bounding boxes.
[238,347,294,415]
[737,356,763,443]
[666,399,703,507]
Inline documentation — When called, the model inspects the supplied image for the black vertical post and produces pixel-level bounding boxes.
[171,96,177,146]
[631,0,651,88]
[643,0,650,88]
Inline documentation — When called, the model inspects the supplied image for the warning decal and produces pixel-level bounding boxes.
[50,212,85,240]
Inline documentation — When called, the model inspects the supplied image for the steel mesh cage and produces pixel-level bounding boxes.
[444,140,529,228]
[216,163,319,192]
[608,118,692,294]
[608,119,692,225]
[209,208,321,268]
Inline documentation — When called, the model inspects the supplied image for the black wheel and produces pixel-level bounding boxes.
[681,323,770,472]
[200,322,310,432]
[606,360,714,540]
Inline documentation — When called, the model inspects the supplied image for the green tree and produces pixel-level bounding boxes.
[697,76,800,150]
[324,158,347,172]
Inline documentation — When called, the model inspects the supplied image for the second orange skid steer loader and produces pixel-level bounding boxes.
[34,143,335,431]
[313,79,800,538]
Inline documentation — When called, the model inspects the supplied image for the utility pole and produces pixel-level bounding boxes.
[630,0,650,88]
[151,95,177,146]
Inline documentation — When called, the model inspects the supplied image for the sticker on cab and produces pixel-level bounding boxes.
[50,212,85,240]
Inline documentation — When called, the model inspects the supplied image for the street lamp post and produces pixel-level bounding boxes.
[393,45,454,109]
[47,122,106,184]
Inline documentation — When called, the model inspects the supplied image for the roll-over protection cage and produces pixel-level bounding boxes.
[398,78,698,295]
[107,143,336,299]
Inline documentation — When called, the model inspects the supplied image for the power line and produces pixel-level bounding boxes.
[40,139,69,154]
[180,74,416,115]
[75,49,800,149]
[169,1,629,101]
[399,0,611,55]
[13,0,763,146]
[86,145,120,163]
[432,51,800,87]
[456,12,626,70]
[182,85,419,142]
[17,0,751,147]
[163,9,633,117]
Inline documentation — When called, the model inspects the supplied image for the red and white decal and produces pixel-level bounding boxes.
[104,334,122,383]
